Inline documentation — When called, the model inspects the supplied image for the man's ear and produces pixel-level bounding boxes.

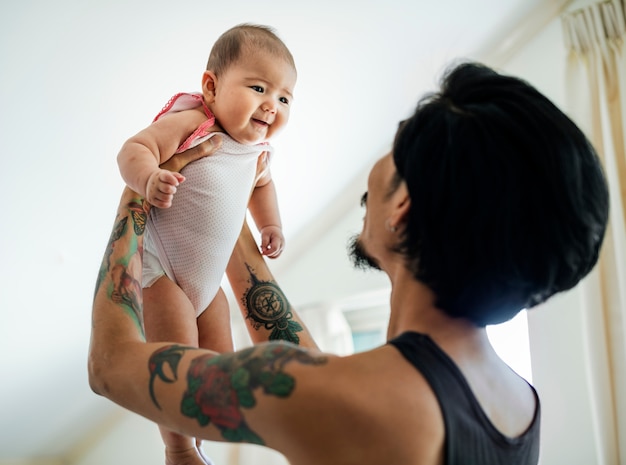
[389,183,411,231]
[202,71,218,103]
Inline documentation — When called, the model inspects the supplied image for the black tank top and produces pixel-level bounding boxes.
[388,331,540,465]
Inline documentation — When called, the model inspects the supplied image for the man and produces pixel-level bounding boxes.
[89,62,608,465]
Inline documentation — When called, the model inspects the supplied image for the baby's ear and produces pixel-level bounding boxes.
[202,71,217,102]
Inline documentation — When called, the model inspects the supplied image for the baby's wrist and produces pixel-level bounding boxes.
[261,224,282,233]
[144,170,160,196]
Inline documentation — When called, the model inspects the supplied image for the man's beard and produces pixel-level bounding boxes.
[347,234,381,271]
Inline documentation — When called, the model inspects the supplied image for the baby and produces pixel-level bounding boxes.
[116,23,297,465]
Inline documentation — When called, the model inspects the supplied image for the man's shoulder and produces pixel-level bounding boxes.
[271,344,445,463]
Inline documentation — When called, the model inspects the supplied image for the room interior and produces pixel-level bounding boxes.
[0,0,624,464]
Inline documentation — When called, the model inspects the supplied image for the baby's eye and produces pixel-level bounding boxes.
[279,96,289,105]
[251,85,264,93]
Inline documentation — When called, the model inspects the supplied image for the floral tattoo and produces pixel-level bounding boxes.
[241,263,303,344]
[148,343,326,445]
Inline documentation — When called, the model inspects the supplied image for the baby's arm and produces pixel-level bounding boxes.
[117,108,208,208]
[248,162,284,259]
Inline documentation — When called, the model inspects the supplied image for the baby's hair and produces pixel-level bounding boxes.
[207,23,296,76]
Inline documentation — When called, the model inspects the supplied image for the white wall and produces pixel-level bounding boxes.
[71,413,168,465]
[70,409,288,465]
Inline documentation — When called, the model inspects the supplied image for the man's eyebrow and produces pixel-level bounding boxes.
[360,192,368,207]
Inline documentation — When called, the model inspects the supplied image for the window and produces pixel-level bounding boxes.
[340,289,390,353]
[487,310,533,383]
[340,290,533,383]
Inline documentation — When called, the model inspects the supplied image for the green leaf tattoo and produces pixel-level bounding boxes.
[181,343,326,445]
[241,263,303,344]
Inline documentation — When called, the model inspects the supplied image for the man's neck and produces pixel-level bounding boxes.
[386,271,485,349]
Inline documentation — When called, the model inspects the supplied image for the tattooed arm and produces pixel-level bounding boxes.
[89,185,332,452]
[226,221,319,349]
[89,140,359,458]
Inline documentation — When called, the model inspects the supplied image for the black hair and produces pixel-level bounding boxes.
[392,62,609,326]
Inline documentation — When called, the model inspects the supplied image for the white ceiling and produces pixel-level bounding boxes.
[0,0,561,461]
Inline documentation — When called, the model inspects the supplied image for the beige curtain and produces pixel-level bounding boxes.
[562,2,626,464]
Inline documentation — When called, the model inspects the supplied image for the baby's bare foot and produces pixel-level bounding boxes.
[165,446,212,465]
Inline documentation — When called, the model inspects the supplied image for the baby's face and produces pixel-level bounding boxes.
[204,51,296,145]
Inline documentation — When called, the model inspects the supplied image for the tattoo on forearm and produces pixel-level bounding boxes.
[110,263,143,334]
[95,216,128,300]
[240,263,303,344]
[179,344,327,444]
[94,199,147,336]
[128,201,147,236]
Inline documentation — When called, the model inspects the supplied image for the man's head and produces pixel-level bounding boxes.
[353,62,609,326]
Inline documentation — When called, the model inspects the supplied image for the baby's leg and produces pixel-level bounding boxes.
[194,287,234,461]
[143,275,199,345]
[197,287,235,353]
[143,277,208,465]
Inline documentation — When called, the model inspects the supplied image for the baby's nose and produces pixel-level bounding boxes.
[262,100,277,113]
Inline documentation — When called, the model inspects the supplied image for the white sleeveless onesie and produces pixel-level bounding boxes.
[143,93,273,316]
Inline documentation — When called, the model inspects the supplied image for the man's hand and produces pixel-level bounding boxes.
[149,135,224,208]
[160,135,223,173]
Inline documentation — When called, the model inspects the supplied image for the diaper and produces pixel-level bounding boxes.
[142,247,166,288]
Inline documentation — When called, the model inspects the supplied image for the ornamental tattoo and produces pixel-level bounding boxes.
[241,263,303,344]
[180,344,327,444]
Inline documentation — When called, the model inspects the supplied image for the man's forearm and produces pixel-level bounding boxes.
[89,188,150,393]
[88,195,324,447]
[226,222,318,349]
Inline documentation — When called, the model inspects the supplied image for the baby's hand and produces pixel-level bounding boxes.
[260,225,284,259]
[145,169,185,209]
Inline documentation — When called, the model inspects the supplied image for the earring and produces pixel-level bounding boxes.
[385,219,397,233]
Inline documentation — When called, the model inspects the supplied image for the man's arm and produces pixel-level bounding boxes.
[226,221,319,349]
[89,186,329,449]
[90,139,325,450]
